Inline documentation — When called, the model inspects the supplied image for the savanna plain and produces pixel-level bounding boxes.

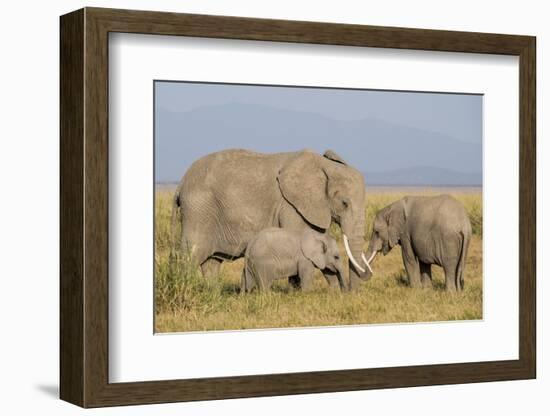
[155,187,482,333]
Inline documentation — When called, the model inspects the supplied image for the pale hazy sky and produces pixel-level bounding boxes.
[155,81,482,185]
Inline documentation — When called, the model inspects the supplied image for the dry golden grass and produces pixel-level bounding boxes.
[155,187,482,333]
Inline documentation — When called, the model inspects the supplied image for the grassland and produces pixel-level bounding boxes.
[155,187,482,333]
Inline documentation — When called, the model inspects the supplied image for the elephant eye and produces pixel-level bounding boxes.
[342,199,349,208]
[334,254,340,260]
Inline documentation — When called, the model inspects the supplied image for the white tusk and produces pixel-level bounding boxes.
[367,251,376,264]
[343,234,365,273]
[361,253,374,274]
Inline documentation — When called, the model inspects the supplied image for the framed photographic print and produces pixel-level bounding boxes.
[60,7,536,408]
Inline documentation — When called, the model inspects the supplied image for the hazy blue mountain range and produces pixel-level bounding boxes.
[155,103,482,186]
[364,167,481,186]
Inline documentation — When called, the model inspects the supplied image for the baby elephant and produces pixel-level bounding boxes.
[241,228,346,292]
[364,195,472,291]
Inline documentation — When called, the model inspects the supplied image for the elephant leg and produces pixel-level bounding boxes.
[245,261,272,292]
[401,238,421,288]
[254,265,270,292]
[241,266,257,293]
[240,268,252,293]
[298,261,315,292]
[200,257,222,281]
[403,258,422,288]
[240,269,246,293]
[179,234,215,276]
[301,273,314,292]
[419,262,433,289]
[443,261,458,292]
[441,234,463,292]
[256,275,270,292]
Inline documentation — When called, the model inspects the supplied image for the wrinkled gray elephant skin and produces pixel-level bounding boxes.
[171,149,370,290]
[364,195,472,292]
[241,228,346,292]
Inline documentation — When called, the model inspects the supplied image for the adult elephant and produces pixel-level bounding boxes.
[171,149,372,289]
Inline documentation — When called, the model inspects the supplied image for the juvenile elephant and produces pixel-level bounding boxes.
[241,228,346,292]
[364,195,472,291]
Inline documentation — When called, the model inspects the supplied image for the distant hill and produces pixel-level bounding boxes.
[155,103,482,186]
[364,166,481,187]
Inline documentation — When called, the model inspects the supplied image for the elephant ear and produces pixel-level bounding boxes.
[278,152,331,230]
[323,150,347,165]
[386,200,407,248]
[301,232,327,270]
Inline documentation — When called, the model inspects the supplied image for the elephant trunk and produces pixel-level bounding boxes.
[335,263,347,292]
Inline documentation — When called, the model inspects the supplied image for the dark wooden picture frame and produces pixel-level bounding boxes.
[60,7,536,408]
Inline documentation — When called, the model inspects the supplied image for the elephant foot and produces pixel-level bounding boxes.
[408,278,423,289]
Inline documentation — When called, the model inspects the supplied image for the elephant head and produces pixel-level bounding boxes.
[277,150,371,288]
[301,231,346,290]
[364,199,407,271]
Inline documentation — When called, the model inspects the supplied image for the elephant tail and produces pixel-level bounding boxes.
[455,231,469,291]
[170,189,181,257]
